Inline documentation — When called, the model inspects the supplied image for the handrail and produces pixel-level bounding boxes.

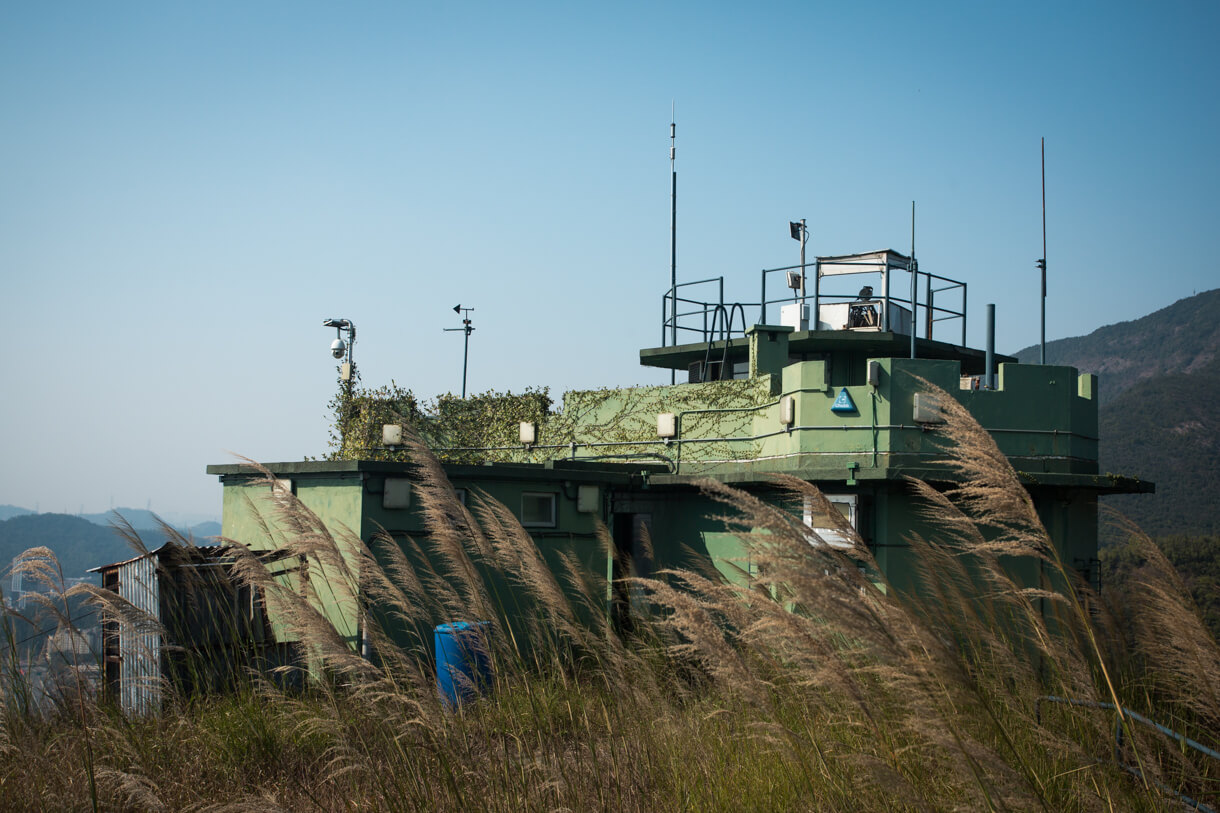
[1036,695,1219,813]
[1036,696,1220,762]
[696,303,749,380]
[664,262,968,346]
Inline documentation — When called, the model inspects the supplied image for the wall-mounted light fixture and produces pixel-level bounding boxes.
[519,421,537,445]
[780,395,795,427]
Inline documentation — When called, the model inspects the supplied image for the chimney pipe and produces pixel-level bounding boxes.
[985,303,996,390]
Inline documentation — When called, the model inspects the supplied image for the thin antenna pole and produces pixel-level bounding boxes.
[670,104,677,383]
[1040,137,1047,365]
[799,219,807,305]
[461,322,471,398]
[910,201,917,359]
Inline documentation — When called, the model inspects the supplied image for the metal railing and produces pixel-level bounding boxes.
[661,276,726,346]
[1037,695,1218,812]
[660,263,968,347]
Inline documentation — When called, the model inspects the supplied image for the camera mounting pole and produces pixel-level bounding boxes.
[323,317,357,390]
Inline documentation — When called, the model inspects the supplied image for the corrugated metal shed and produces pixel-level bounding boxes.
[92,543,237,716]
[115,551,161,716]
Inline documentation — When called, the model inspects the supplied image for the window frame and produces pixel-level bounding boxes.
[520,491,558,528]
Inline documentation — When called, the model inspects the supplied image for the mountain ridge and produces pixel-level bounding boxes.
[1013,288,1220,405]
[1010,288,1220,538]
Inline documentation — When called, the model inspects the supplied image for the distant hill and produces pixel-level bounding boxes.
[1013,288,1220,405]
[0,512,221,587]
[78,508,220,538]
[1010,289,1220,538]
[191,521,222,539]
[0,514,151,585]
[0,505,218,535]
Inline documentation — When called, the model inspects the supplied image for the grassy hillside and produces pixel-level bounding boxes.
[1013,288,1220,405]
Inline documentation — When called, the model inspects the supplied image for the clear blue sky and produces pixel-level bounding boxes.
[2,1,1217,522]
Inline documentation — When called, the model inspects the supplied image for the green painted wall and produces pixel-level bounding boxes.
[211,328,1116,658]
[218,475,365,647]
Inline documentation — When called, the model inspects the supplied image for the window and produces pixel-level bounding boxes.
[383,478,411,510]
[802,494,858,549]
[520,492,557,527]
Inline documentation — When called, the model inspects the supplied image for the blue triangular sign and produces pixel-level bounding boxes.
[831,387,857,414]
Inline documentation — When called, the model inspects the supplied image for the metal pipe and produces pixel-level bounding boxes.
[760,269,767,324]
[813,258,820,330]
[880,261,889,332]
[961,283,967,347]
[986,304,995,389]
[924,272,933,339]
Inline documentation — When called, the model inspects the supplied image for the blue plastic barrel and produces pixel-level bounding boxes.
[434,621,492,708]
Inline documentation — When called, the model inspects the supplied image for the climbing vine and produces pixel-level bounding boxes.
[327,383,552,464]
[327,372,778,474]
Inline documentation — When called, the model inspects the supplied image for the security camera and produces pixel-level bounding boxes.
[330,338,346,359]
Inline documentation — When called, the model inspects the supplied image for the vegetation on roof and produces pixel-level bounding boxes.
[326,371,773,470]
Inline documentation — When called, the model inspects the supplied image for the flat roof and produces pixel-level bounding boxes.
[648,467,1152,495]
[207,458,669,485]
[640,330,1015,372]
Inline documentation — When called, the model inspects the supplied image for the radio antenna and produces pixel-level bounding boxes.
[669,102,677,383]
[1038,137,1047,365]
[910,200,917,359]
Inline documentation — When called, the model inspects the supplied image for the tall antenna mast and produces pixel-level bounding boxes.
[669,104,678,383]
[910,200,917,360]
[1038,137,1047,365]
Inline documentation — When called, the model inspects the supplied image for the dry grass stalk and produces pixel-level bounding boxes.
[2,410,1217,809]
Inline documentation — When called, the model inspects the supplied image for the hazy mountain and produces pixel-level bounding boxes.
[0,505,34,521]
[78,507,219,535]
[0,514,151,584]
[1013,288,1220,405]
[191,521,223,539]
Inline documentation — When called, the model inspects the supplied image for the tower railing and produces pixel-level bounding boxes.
[661,260,968,348]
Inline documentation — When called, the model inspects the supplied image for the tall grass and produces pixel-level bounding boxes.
[0,402,1217,811]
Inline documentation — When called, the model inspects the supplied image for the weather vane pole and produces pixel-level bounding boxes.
[445,305,475,398]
